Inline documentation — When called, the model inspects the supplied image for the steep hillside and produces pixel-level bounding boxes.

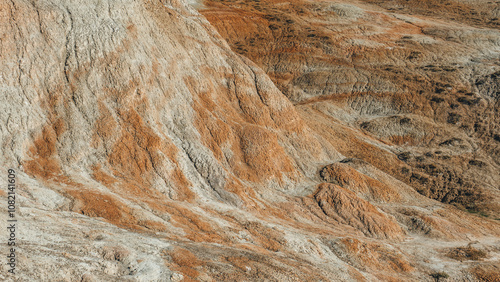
[0,0,498,281]
[202,0,500,217]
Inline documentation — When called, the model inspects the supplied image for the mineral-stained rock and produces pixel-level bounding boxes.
[0,0,499,281]
[313,183,404,239]
[320,161,402,202]
[202,0,500,217]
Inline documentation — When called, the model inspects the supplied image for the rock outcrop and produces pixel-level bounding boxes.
[0,0,499,281]
[313,183,404,239]
[202,0,500,217]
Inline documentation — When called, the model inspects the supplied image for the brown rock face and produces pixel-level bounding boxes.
[0,0,499,281]
[202,0,500,216]
[320,161,401,202]
[313,183,404,239]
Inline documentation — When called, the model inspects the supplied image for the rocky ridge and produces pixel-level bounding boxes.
[0,0,498,281]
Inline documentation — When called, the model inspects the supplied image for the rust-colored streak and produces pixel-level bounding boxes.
[24,121,64,179]
[167,247,204,280]
[107,107,193,201]
[66,190,136,228]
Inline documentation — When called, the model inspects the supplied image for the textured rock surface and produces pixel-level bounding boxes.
[0,0,499,281]
[202,0,500,218]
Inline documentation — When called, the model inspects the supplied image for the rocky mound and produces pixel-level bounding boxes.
[313,183,404,239]
[202,0,500,217]
[0,0,499,281]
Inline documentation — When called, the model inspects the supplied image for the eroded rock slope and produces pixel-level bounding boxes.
[0,0,498,281]
[202,0,500,217]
